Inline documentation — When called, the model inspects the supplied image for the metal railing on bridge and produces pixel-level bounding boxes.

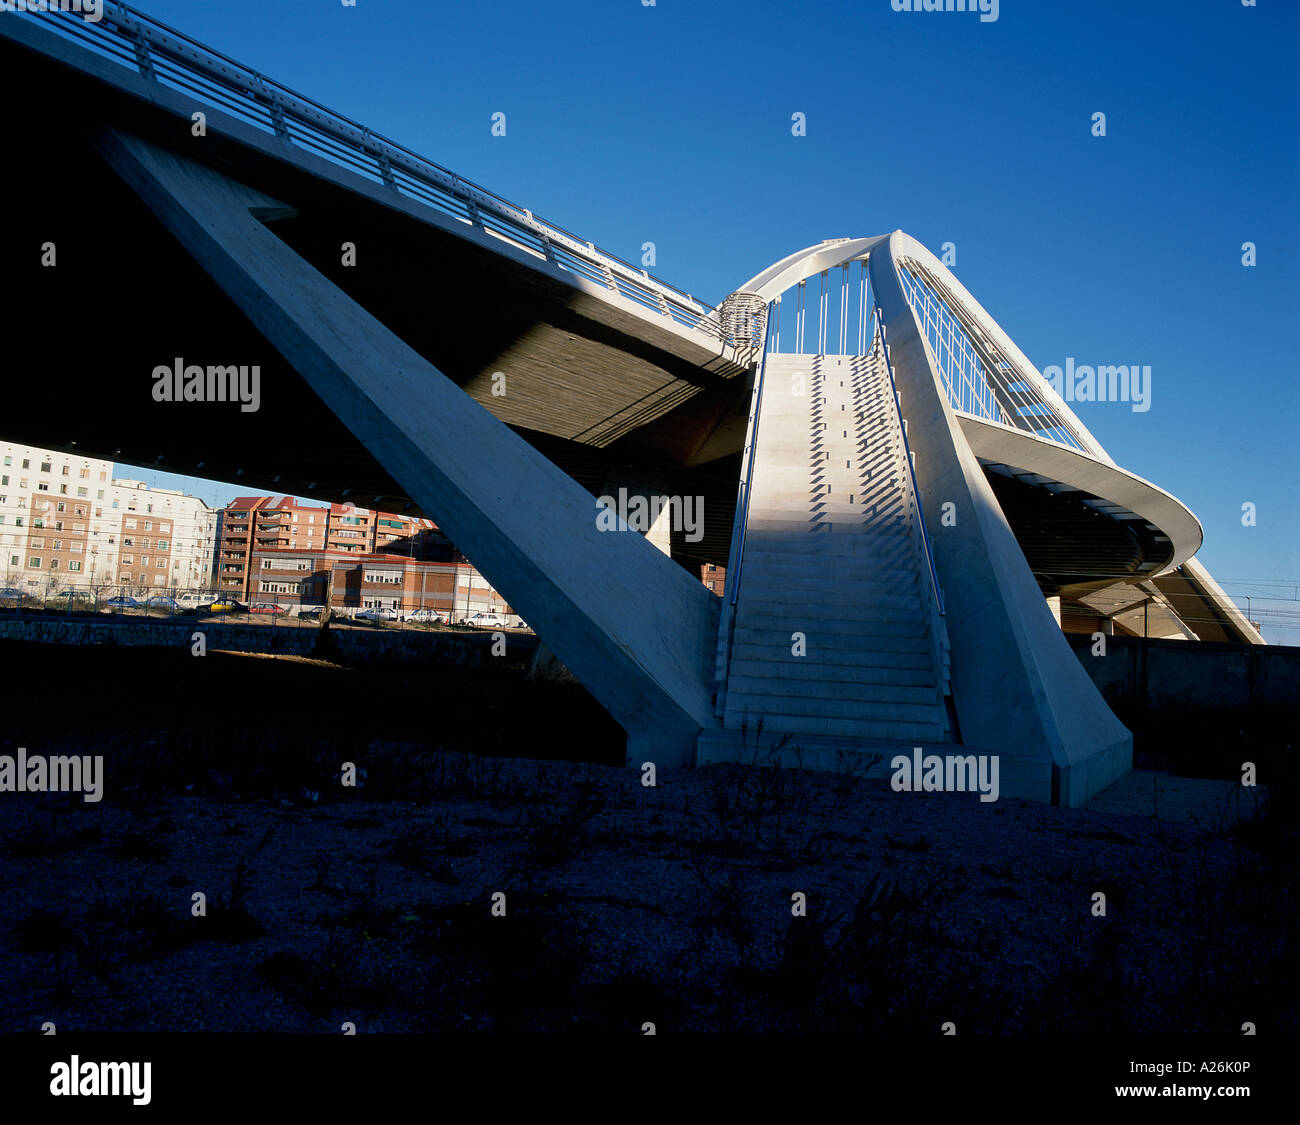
[10,1,769,353]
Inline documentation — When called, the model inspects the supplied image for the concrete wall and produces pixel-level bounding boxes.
[1068,633,1300,711]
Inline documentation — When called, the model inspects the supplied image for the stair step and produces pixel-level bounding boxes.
[727,658,937,687]
[737,559,916,582]
[730,638,935,668]
[735,590,925,617]
[726,674,941,707]
[742,536,917,560]
[732,623,932,650]
[735,604,928,631]
[721,708,948,743]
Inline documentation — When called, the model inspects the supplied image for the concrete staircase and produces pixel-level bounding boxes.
[713,346,952,751]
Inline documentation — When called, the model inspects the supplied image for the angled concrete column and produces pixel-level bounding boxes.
[598,469,675,557]
[870,234,1131,805]
[96,129,719,766]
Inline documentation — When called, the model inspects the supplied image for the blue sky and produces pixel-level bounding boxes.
[121,0,1298,640]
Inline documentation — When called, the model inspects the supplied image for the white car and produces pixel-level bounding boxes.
[463,612,507,629]
[355,607,399,623]
[404,608,447,624]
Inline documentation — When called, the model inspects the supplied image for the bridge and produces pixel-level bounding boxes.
[0,3,1261,804]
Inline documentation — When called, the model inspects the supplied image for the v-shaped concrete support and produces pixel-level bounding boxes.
[96,128,719,766]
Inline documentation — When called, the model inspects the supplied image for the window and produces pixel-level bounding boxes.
[21,459,29,469]
[28,557,40,568]
[1,456,8,466]
[96,490,103,500]
[14,518,22,528]
[121,555,133,565]
[141,556,150,567]
[79,468,89,479]
[56,502,66,513]
[111,500,119,509]
[76,488,87,498]
[30,538,44,549]
[61,465,69,476]
[144,521,153,531]
[52,541,63,551]
[125,519,136,529]
[71,543,82,554]
[50,559,59,571]
[0,476,6,486]
[69,561,81,572]
[59,485,67,495]
[156,560,166,569]
[40,462,50,473]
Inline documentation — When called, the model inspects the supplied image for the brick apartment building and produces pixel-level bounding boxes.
[248,547,514,618]
[700,562,726,596]
[2,442,216,596]
[220,496,451,605]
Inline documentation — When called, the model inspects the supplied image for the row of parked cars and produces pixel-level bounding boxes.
[1,588,527,629]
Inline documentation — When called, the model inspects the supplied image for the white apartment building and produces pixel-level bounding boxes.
[0,441,218,596]
[105,480,218,593]
[0,442,114,591]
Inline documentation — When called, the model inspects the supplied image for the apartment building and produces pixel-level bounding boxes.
[221,497,446,599]
[216,496,330,598]
[243,545,514,619]
[1,443,113,591]
[700,562,727,596]
[105,480,217,594]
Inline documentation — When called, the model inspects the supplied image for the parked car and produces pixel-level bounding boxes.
[208,599,247,613]
[103,596,138,611]
[144,596,182,612]
[355,607,399,623]
[404,608,447,624]
[297,606,325,619]
[176,592,210,609]
[0,587,27,606]
[46,590,92,607]
[462,612,507,629]
[248,602,285,615]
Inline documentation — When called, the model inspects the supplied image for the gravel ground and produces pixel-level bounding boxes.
[1,750,1292,1034]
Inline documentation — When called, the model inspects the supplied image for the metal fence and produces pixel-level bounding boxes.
[0,579,532,633]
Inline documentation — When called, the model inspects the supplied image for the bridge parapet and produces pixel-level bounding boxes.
[6,0,733,350]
